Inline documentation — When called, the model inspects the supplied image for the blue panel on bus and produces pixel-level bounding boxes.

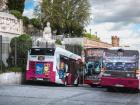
[36,63,44,74]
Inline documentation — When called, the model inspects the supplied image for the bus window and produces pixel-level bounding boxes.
[30,48,55,55]
[30,48,45,55]
[46,48,55,56]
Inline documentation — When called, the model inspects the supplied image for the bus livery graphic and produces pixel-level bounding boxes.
[26,47,82,86]
[101,48,140,90]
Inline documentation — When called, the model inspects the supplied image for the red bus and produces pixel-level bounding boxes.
[101,47,140,91]
[84,48,107,87]
[26,47,82,86]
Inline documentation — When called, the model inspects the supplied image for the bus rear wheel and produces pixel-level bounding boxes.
[107,87,114,92]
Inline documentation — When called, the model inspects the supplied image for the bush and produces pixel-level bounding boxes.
[30,18,42,29]
[55,39,62,45]
[0,61,6,72]
[8,66,23,72]
[22,16,30,26]
[8,34,32,68]
[83,33,100,41]
[10,10,22,19]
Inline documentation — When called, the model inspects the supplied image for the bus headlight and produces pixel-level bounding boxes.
[126,73,135,78]
[126,73,131,77]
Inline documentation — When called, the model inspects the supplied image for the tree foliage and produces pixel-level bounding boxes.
[10,10,22,19]
[10,34,32,58]
[30,18,42,29]
[35,0,91,37]
[8,34,32,67]
[83,33,100,41]
[55,39,62,45]
[22,16,30,26]
[7,0,25,14]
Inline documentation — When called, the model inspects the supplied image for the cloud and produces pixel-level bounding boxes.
[87,0,140,49]
[23,9,34,18]
[23,0,40,18]
[91,0,140,24]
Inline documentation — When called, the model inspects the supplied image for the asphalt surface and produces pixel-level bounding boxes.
[0,83,140,105]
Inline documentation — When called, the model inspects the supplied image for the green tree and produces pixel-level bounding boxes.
[22,16,30,26]
[35,0,90,37]
[83,33,100,41]
[55,39,62,45]
[8,34,32,67]
[10,34,32,58]
[10,10,22,19]
[30,18,42,29]
[7,0,25,14]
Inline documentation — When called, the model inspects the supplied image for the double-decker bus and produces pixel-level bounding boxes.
[84,48,107,87]
[26,47,82,86]
[101,47,140,91]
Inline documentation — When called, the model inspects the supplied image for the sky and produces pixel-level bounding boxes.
[23,0,140,48]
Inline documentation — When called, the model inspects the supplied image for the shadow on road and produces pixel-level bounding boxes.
[23,81,65,87]
[105,87,140,94]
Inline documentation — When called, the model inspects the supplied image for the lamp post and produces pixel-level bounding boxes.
[90,29,91,35]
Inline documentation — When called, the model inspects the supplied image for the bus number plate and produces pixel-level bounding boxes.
[36,78,43,80]
[114,84,124,87]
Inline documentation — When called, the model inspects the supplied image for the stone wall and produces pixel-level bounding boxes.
[0,12,23,66]
[0,72,22,84]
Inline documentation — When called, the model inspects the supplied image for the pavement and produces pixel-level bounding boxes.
[0,83,140,105]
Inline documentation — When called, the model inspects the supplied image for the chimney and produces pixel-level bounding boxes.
[111,36,120,47]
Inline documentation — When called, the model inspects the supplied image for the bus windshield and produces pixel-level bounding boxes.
[103,49,139,71]
[85,48,105,75]
[30,48,55,56]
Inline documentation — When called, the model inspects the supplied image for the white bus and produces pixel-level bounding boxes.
[26,47,82,86]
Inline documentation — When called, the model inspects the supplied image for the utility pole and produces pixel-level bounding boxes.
[90,29,91,35]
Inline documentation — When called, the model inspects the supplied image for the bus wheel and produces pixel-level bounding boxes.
[90,84,97,88]
[107,87,114,92]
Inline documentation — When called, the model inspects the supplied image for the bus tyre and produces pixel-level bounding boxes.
[107,87,114,92]
[90,84,97,88]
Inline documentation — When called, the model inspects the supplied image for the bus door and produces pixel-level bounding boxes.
[59,56,69,79]
[59,56,79,85]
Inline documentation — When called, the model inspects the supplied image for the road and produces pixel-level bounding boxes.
[0,83,140,105]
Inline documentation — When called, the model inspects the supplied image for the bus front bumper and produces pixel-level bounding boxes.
[101,77,139,89]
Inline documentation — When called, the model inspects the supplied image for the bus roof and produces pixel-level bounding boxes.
[55,47,81,61]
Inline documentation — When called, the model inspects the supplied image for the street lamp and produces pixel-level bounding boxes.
[90,29,91,35]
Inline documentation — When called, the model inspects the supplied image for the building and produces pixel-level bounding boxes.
[63,36,120,56]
